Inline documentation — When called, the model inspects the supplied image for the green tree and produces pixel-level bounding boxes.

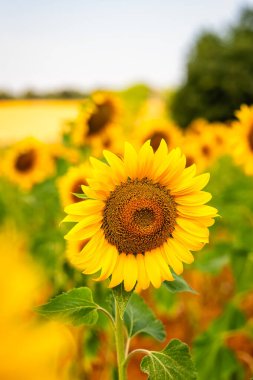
[170,8,253,128]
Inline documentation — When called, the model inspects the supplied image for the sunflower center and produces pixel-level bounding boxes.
[186,155,195,167]
[87,101,114,136]
[148,132,168,152]
[102,178,177,254]
[202,144,211,157]
[248,125,253,151]
[15,149,36,172]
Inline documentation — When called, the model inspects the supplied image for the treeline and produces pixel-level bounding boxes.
[0,89,88,100]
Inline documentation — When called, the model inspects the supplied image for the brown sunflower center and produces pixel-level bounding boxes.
[71,179,87,202]
[87,101,114,136]
[148,132,168,152]
[102,178,177,254]
[202,144,211,157]
[15,149,36,172]
[248,125,253,151]
[186,155,195,167]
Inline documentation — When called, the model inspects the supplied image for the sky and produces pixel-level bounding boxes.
[0,0,253,93]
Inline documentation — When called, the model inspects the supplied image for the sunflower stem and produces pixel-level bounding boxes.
[114,297,127,380]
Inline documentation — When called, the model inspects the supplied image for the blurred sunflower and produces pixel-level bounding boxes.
[134,118,183,152]
[57,164,91,207]
[231,105,253,175]
[0,224,75,380]
[2,137,55,190]
[48,143,80,164]
[72,92,123,155]
[63,140,217,291]
[185,119,229,171]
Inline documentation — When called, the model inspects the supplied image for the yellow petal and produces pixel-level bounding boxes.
[167,238,194,264]
[73,230,104,265]
[109,253,126,288]
[65,223,101,241]
[137,140,154,179]
[155,249,174,281]
[81,185,103,200]
[161,154,186,187]
[172,227,205,251]
[171,173,210,196]
[123,254,138,291]
[162,241,184,275]
[175,191,212,206]
[124,142,138,179]
[64,199,104,216]
[103,150,127,183]
[65,213,102,236]
[136,254,150,290]
[176,217,210,239]
[144,251,162,288]
[94,243,118,281]
[169,164,196,190]
[177,204,218,218]
[154,148,181,180]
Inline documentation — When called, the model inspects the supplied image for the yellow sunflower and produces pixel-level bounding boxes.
[2,137,55,190]
[134,118,183,152]
[185,119,230,171]
[231,105,253,175]
[72,91,122,152]
[63,140,217,292]
[57,164,91,207]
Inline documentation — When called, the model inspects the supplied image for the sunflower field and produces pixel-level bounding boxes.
[0,88,253,380]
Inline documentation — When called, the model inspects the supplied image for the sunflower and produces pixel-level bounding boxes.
[231,105,253,175]
[57,164,91,207]
[72,92,122,153]
[184,119,230,171]
[134,118,183,153]
[2,137,55,190]
[63,140,217,292]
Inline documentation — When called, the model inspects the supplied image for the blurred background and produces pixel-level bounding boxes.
[1,1,253,379]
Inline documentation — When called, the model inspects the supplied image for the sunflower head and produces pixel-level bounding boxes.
[2,137,55,190]
[72,92,122,148]
[57,164,91,207]
[230,105,253,175]
[134,118,183,152]
[63,140,217,291]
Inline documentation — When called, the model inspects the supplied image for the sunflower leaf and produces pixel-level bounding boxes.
[124,293,166,341]
[72,192,88,199]
[163,271,198,294]
[140,339,197,379]
[36,287,98,326]
[112,283,133,319]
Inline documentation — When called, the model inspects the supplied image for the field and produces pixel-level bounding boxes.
[0,91,252,380]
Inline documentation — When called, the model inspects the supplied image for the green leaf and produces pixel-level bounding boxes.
[163,271,198,294]
[124,293,165,341]
[140,339,197,380]
[72,192,88,199]
[193,304,245,380]
[36,287,98,326]
[112,283,133,319]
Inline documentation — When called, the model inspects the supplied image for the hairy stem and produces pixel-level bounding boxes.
[114,299,127,380]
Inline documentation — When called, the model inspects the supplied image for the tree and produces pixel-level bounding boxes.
[170,8,253,128]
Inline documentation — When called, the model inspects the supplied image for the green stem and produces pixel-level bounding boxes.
[115,299,127,380]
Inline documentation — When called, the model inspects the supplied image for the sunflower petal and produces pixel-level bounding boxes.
[136,253,150,290]
[109,253,126,288]
[123,254,138,291]
[144,251,162,288]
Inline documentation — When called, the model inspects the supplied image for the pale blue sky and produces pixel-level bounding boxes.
[0,0,253,92]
